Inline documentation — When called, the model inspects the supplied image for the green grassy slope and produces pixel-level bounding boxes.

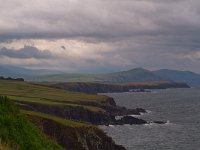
[0,96,64,150]
[0,80,107,102]
[22,110,90,127]
[0,80,107,112]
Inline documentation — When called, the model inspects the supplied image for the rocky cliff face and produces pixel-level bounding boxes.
[28,115,126,150]
[19,101,116,125]
[18,96,146,126]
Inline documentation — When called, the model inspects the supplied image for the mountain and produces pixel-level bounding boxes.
[35,68,168,83]
[39,68,200,87]
[154,69,200,87]
[1,65,200,87]
[99,68,167,83]
[0,65,63,78]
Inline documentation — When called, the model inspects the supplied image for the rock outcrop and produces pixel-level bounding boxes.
[116,116,147,125]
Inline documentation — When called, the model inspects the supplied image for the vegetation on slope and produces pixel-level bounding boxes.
[0,96,64,150]
[0,80,126,150]
[9,95,104,112]
[22,110,89,127]
[0,80,107,102]
[0,80,107,112]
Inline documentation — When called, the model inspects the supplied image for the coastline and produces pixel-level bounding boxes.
[48,81,190,94]
[0,80,189,150]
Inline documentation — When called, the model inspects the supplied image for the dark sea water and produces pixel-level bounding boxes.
[99,88,200,150]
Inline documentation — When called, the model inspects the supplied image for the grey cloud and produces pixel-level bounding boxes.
[0,0,200,41]
[1,0,200,73]
[0,46,55,59]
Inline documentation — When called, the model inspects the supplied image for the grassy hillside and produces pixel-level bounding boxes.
[0,95,125,150]
[0,80,107,102]
[0,80,108,113]
[22,110,89,127]
[0,96,64,150]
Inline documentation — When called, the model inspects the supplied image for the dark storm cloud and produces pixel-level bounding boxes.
[0,46,55,59]
[0,0,199,41]
[0,0,200,50]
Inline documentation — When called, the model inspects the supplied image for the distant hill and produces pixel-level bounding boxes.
[35,68,168,83]
[99,68,167,83]
[154,69,200,87]
[0,65,63,78]
[1,65,200,87]
[38,68,200,87]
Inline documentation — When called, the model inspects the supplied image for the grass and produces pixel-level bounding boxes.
[0,80,108,102]
[0,96,64,150]
[8,95,105,112]
[0,80,107,112]
[22,110,90,127]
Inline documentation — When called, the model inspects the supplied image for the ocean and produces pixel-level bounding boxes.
[99,88,200,150]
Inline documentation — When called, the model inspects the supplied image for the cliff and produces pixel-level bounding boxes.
[27,113,125,150]
[17,96,145,125]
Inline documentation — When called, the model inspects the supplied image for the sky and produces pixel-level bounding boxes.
[0,0,200,73]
